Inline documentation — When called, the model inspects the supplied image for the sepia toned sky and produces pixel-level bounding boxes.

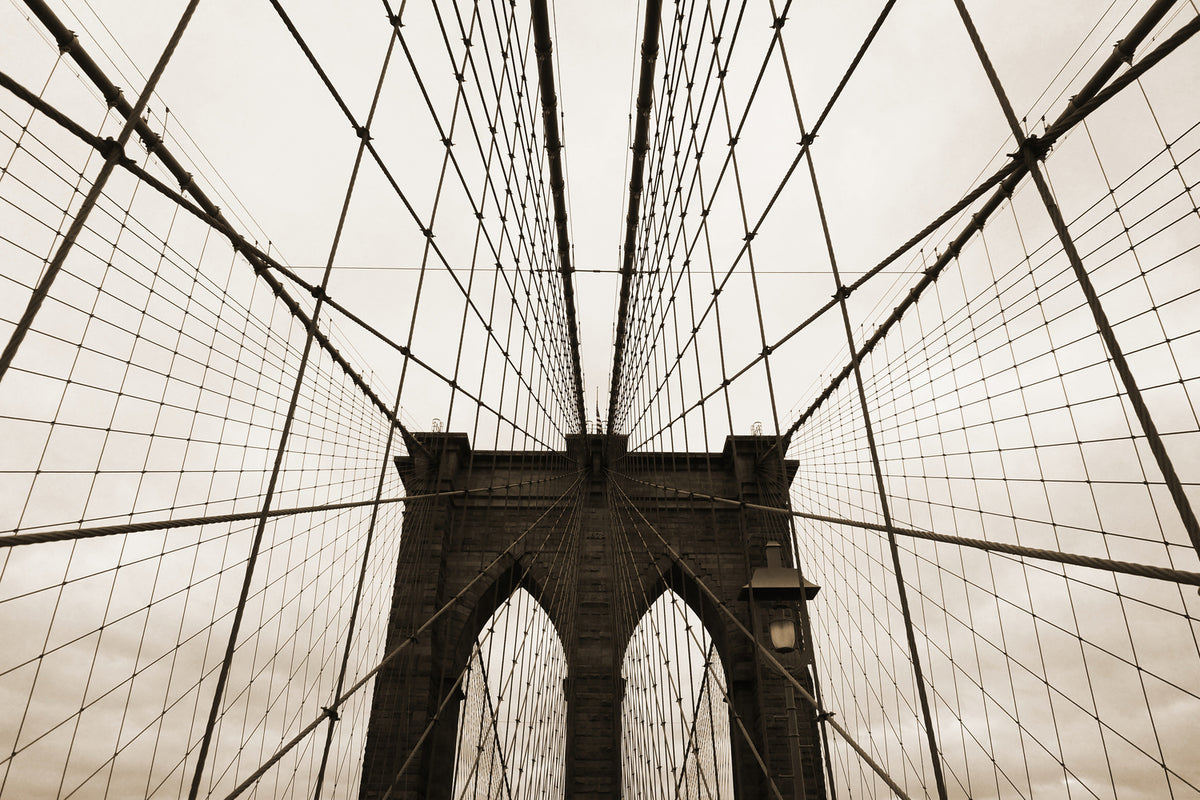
[2,1,1199,799]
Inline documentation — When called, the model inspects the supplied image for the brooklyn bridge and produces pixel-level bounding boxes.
[1,0,1198,797]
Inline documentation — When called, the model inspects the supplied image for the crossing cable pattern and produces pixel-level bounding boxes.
[605,0,1200,798]
[0,0,586,797]
[1,0,1199,799]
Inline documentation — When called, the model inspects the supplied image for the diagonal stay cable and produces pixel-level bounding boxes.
[0,65,563,452]
[216,473,584,800]
[186,28,407,796]
[948,0,1200,563]
[782,1,1198,447]
[270,0,574,439]
[611,472,1200,587]
[606,0,663,434]
[607,477,915,800]
[0,0,200,387]
[1,3,431,456]
[627,2,1199,449]
[410,0,579,435]
[615,0,897,438]
[0,472,579,548]
[608,479,787,800]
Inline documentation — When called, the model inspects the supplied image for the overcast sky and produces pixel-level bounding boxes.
[2,1,1200,799]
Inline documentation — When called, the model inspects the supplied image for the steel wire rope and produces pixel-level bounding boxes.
[886,540,1200,793]
[430,0,580,439]
[43,134,166,800]
[0,0,193,390]
[608,491,750,800]
[0,68,559,452]
[441,511,560,800]
[790,253,1200,556]
[611,0,746,438]
[772,12,1195,786]
[0,38,576,455]
[183,15,416,793]
[670,643,722,800]
[15,76,426,453]
[608,476,852,800]
[0,57,619,556]
[217,473,583,800]
[443,0,580,439]
[311,7,487,788]
[777,194,1200,796]
[338,23,525,782]
[999,137,1193,793]
[0,14,207,800]
[48,0,274,246]
[702,2,848,790]
[376,0,582,437]
[0,43,64,196]
[621,0,721,450]
[619,0,898,443]
[782,7,1185,796]
[640,10,804,786]
[11,1,492,460]
[357,531,574,800]
[388,466,580,797]
[463,487,581,798]
[610,477,922,799]
[981,150,1157,795]
[438,407,580,795]
[609,74,764,787]
[635,7,1200,450]
[613,0,894,442]
[923,237,1083,799]
[611,489,698,797]
[782,7,1200,447]
[11,0,273,250]
[662,10,800,787]
[398,0,575,442]
[613,0,750,440]
[0,492,377,785]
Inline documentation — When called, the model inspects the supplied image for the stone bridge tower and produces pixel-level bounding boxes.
[358,432,827,799]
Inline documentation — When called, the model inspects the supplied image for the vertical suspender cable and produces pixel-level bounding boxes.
[0,0,201,386]
[607,0,663,435]
[785,0,1186,445]
[530,0,588,434]
[948,0,1200,563]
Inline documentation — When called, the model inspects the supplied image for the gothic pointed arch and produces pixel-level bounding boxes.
[451,586,568,799]
[620,586,735,799]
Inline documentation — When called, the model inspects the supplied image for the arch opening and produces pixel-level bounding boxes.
[621,588,735,799]
[451,587,567,799]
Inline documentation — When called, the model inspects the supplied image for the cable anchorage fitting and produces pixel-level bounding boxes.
[140,129,163,154]
[104,86,124,109]
[1009,133,1051,163]
[322,706,340,722]
[98,137,124,162]
[57,30,78,54]
[1113,37,1135,65]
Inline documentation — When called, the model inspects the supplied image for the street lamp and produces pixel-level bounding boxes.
[738,542,820,653]
[740,541,822,798]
